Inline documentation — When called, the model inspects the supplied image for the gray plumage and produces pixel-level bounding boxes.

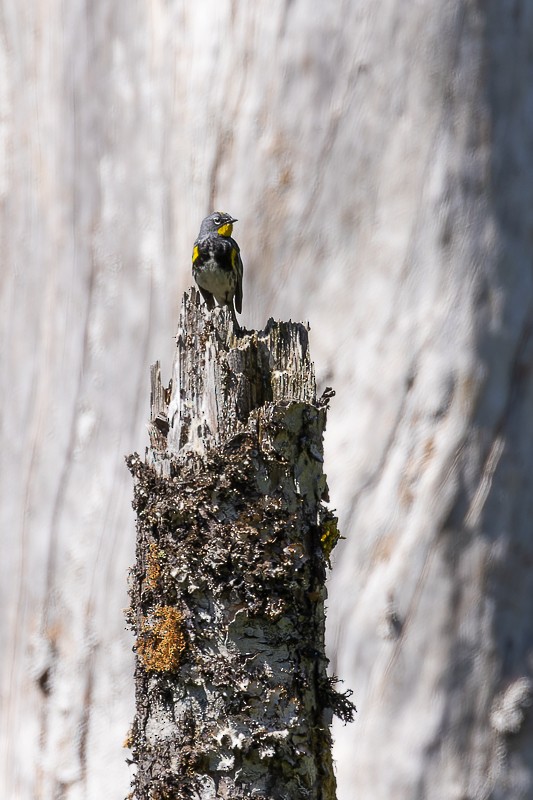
[192,211,243,331]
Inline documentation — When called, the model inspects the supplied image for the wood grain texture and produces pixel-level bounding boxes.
[1,1,533,798]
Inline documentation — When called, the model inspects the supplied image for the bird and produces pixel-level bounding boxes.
[192,212,243,332]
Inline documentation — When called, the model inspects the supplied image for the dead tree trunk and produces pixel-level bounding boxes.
[126,290,353,800]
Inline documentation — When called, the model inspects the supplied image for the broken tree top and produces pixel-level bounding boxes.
[149,288,321,464]
[127,289,354,800]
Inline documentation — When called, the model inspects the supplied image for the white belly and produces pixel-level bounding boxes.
[195,257,236,306]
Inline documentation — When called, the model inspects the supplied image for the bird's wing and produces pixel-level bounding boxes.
[233,246,243,314]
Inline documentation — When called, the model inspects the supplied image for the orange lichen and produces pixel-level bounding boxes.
[137,606,186,672]
[146,541,161,590]
[123,728,134,749]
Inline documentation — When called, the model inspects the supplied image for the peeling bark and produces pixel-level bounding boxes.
[126,290,354,800]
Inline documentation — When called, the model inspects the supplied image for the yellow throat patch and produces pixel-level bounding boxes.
[217,222,233,237]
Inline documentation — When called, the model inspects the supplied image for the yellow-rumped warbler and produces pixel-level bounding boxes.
[192,212,243,331]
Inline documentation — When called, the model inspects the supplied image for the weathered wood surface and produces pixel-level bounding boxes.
[166,290,315,456]
[127,293,351,799]
[2,2,533,799]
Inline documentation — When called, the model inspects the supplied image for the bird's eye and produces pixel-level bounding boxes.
[213,215,221,225]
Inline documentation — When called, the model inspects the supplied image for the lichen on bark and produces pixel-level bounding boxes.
[126,290,354,800]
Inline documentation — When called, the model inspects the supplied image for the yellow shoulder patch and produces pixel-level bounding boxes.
[231,247,238,268]
[217,223,233,237]
[192,244,199,263]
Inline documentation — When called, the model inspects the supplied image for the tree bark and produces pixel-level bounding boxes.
[126,290,353,799]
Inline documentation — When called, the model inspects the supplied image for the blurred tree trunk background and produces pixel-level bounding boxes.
[2,2,532,799]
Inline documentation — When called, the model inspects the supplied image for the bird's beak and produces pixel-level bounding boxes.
[230,217,238,224]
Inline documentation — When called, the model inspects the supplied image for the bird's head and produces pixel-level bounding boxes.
[199,212,237,238]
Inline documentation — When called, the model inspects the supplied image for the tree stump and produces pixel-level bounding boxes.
[126,289,354,800]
